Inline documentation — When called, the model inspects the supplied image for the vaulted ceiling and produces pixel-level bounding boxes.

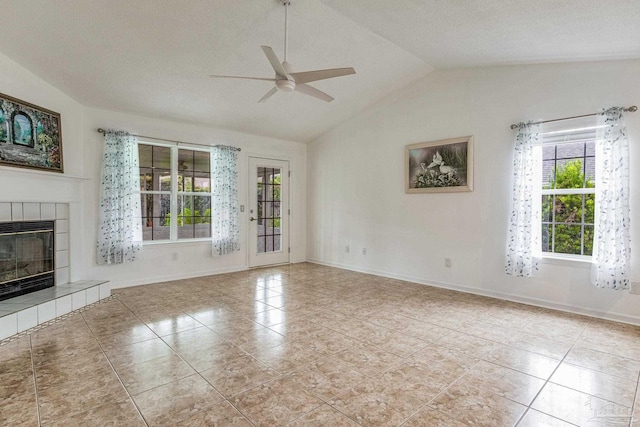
[2,0,639,142]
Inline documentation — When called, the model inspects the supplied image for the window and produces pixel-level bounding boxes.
[138,143,212,242]
[540,118,597,257]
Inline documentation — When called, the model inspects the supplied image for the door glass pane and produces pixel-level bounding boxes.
[257,166,282,254]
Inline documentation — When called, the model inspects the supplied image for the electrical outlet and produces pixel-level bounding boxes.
[445,258,452,268]
[345,245,350,253]
[362,248,367,255]
[630,281,640,295]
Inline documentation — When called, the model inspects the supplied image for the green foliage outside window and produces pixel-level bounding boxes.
[542,159,595,255]
[164,208,211,226]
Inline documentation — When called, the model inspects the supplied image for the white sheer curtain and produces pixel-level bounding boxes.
[211,145,240,256]
[591,107,631,289]
[97,130,142,265]
[505,122,542,277]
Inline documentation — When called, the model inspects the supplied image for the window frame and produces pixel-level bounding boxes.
[139,141,213,244]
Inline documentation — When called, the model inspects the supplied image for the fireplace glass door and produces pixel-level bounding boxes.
[0,221,55,301]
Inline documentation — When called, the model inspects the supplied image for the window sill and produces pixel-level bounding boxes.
[142,238,212,247]
[540,254,592,268]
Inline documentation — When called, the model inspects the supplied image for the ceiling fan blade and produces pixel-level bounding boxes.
[261,46,288,79]
[210,75,276,82]
[258,87,278,103]
[289,67,356,84]
[295,83,334,102]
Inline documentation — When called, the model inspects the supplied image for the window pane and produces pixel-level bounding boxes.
[585,141,595,156]
[177,195,211,239]
[193,151,210,173]
[139,144,171,191]
[554,159,585,189]
[585,157,595,187]
[178,174,193,192]
[157,170,171,191]
[542,145,556,161]
[541,224,551,253]
[554,194,582,223]
[178,149,194,173]
[542,160,555,189]
[139,144,153,168]
[194,173,210,192]
[257,202,264,225]
[556,142,584,159]
[140,167,153,191]
[542,195,552,222]
[272,184,281,202]
[152,146,171,169]
[553,224,582,255]
[140,194,171,241]
[584,194,595,224]
[264,184,273,202]
[583,226,594,256]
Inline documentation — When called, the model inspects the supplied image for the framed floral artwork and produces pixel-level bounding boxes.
[0,92,63,173]
[405,135,473,193]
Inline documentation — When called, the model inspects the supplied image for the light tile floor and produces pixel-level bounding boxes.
[1,263,640,426]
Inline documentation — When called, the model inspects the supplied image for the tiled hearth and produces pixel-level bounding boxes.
[0,280,110,340]
[0,201,111,340]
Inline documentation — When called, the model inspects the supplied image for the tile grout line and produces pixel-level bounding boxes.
[118,294,258,426]
[79,301,150,426]
[514,323,589,426]
[28,335,42,427]
[630,370,640,427]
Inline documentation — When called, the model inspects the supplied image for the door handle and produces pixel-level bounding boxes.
[250,217,257,222]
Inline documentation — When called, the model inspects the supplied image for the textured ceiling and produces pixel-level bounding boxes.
[1,0,639,142]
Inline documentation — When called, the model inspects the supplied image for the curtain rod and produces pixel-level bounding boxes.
[510,105,637,130]
[96,128,241,151]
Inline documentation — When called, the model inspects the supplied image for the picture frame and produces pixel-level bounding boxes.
[405,135,473,193]
[0,92,63,173]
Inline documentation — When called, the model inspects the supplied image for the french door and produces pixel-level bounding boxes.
[248,157,289,267]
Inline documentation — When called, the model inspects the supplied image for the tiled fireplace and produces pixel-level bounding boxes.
[0,202,110,341]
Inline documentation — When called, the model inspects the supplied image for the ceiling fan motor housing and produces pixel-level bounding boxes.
[276,79,295,92]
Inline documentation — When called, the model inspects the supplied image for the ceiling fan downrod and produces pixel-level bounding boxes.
[282,0,291,62]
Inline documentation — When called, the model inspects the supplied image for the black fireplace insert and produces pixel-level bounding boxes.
[0,220,55,301]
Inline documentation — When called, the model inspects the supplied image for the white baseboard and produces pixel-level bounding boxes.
[306,258,640,326]
[110,265,249,290]
[110,259,309,290]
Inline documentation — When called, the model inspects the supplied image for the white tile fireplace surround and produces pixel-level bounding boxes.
[0,202,69,285]
[0,202,110,340]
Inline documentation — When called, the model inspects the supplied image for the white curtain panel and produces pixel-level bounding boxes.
[591,107,631,290]
[506,122,542,277]
[211,146,240,256]
[97,131,142,265]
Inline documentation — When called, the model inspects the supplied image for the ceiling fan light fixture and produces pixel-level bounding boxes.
[276,79,295,92]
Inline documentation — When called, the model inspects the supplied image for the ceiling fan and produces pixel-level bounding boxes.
[210,0,356,103]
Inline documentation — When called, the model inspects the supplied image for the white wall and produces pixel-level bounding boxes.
[82,108,307,288]
[307,59,640,324]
